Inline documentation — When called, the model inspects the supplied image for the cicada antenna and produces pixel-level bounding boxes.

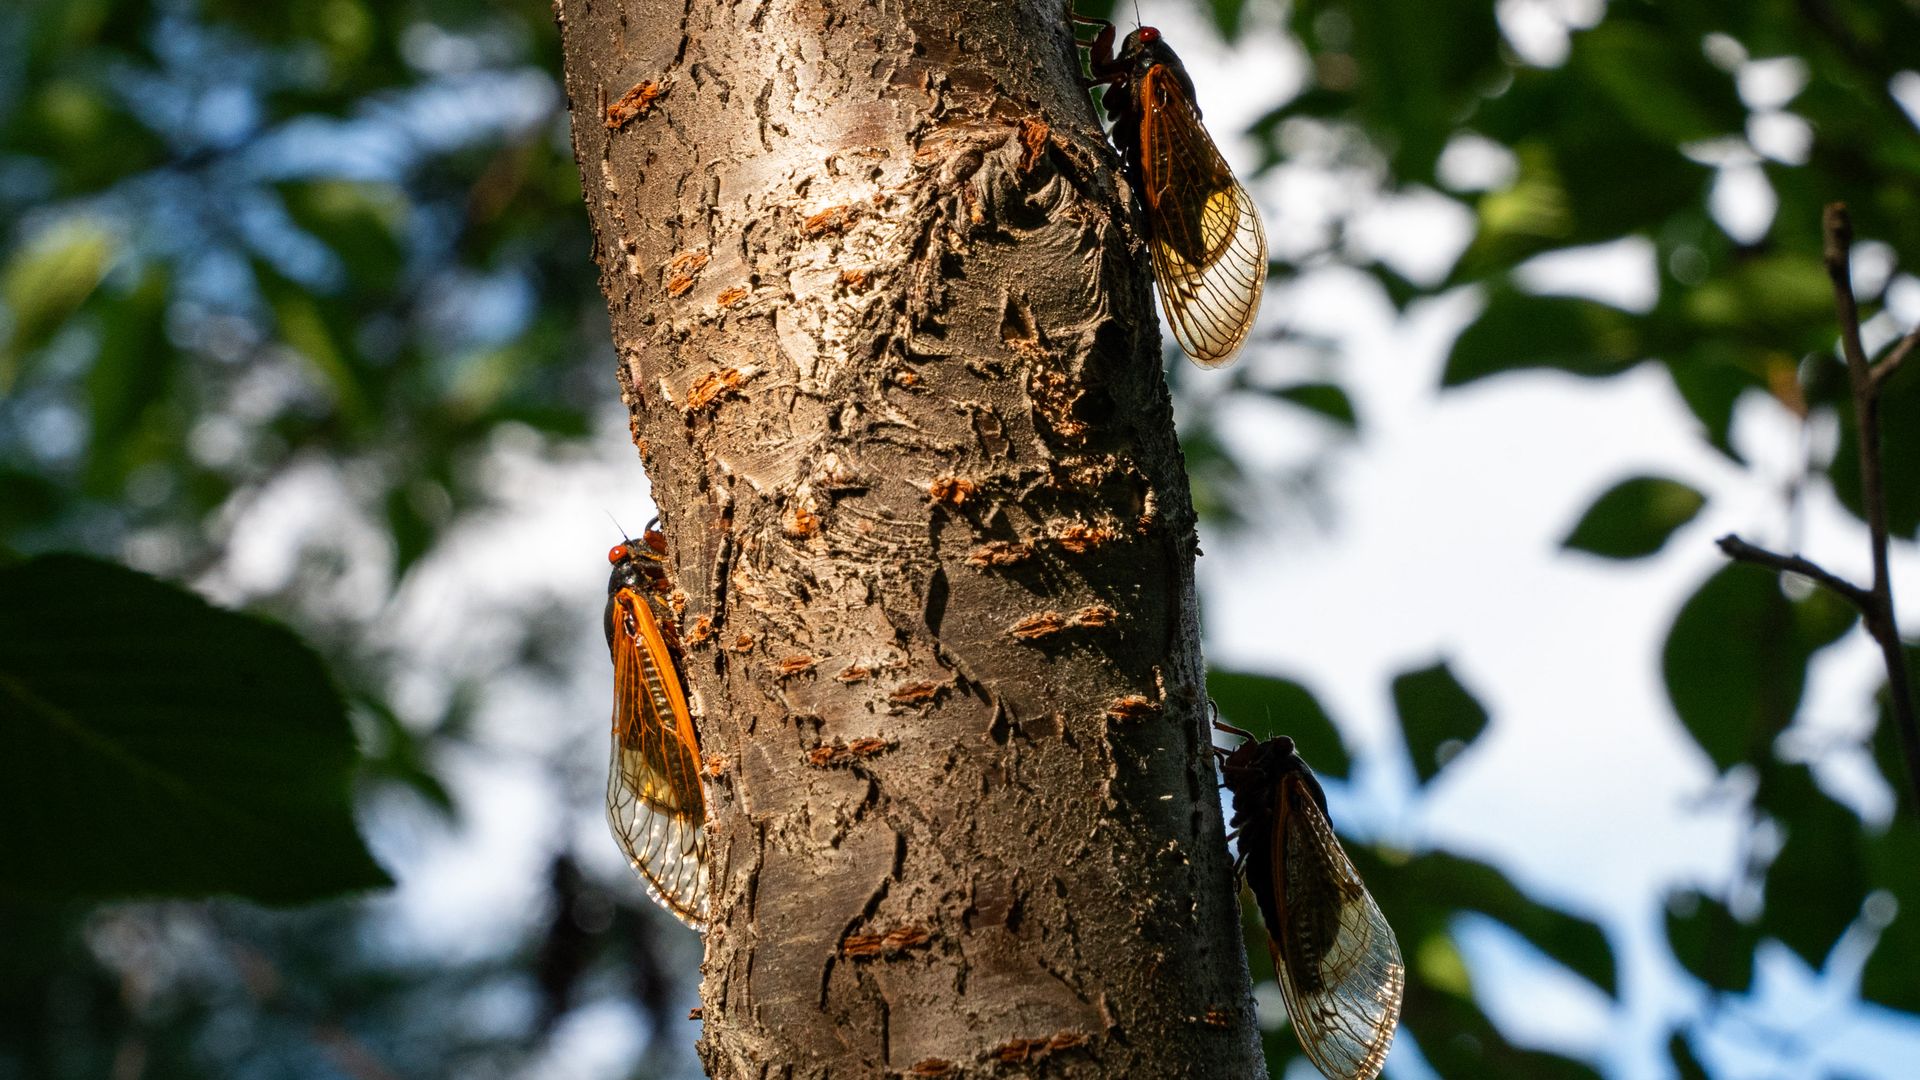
[606,510,634,543]
[1131,0,1142,28]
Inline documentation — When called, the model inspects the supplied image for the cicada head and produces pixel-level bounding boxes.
[1220,735,1330,827]
[607,538,669,596]
[1116,25,1176,75]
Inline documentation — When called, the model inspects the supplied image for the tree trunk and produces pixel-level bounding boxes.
[556,1,1260,1075]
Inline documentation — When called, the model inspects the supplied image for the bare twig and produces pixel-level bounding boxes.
[1873,326,1917,393]
[1820,203,1920,812]
[1715,534,1872,612]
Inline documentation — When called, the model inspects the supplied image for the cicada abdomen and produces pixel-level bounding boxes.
[605,526,709,929]
[1219,731,1402,1080]
[1077,16,1267,368]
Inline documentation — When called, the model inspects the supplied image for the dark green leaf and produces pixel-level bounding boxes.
[1561,475,1706,559]
[1668,1029,1709,1080]
[1402,975,1607,1080]
[1443,288,1643,387]
[1569,22,1743,145]
[1287,0,1504,184]
[1832,349,1920,539]
[1208,668,1350,779]
[1661,566,1856,771]
[1353,848,1617,998]
[1757,765,1867,968]
[1859,818,1920,1013]
[0,555,390,904]
[1870,646,1920,819]
[1664,340,1764,460]
[1664,889,1758,993]
[1391,661,1489,785]
[1265,382,1357,428]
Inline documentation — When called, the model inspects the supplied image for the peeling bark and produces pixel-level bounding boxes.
[556,0,1260,1075]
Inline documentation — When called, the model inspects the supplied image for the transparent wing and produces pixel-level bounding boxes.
[1138,64,1267,368]
[1271,776,1403,1080]
[607,588,710,929]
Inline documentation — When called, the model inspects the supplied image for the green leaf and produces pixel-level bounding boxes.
[1870,646,1920,819]
[1859,818,1920,1013]
[1,218,113,388]
[1669,1029,1710,1080]
[1756,767,1867,968]
[0,555,390,904]
[1569,22,1744,145]
[1560,475,1706,559]
[277,179,409,296]
[1664,889,1758,993]
[1355,848,1617,998]
[1287,0,1504,185]
[1832,350,1920,539]
[1661,565,1856,771]
[1682,255,1833,338]
[1442,287,1643,387]
[1265,382,1357,428]
[1208,668,1350,779]
[1391,661,1489,785]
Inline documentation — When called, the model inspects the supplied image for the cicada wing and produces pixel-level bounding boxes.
[607,587,710,929]
[1137,64,1267,368]
[1270,776,1403,1080]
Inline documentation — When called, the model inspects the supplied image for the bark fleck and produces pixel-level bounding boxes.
[806,737,894,767]
[605,79,667,129]
[841,925,933,959]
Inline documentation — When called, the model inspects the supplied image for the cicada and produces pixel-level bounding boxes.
[1077,15,1267,368]
[1218,726,1402,1080]
[605,525,709,929]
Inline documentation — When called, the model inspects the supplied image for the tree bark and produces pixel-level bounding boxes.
[557,1,1260,1075]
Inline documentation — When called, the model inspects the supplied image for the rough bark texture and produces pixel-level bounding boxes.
[556,1,1260,1075]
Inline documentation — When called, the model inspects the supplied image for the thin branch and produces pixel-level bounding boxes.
[1818,203,1920,813]
[1873,326,1917,393]
[1715,534,1873,612]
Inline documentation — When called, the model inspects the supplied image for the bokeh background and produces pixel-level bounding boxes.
[3,0,1918,1077]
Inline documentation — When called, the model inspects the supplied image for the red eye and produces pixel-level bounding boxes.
[608,544,629,565]
[1138,25,1160,42]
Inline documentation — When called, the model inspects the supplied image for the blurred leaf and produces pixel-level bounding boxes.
[1287,0,1504,184]
[1683,255,1833,341]
[1859,818,1920,1013]
[1,218,113,386]
[1757,765,1867,967]
[1561,475,1706,559]
[1355,848,1617,998]
[257,263,372,428]
[1402,976,1606,1080]
[0,555,390,903]
[1569,21,1743,145]
[278,179,409,296]
[355,697,454,816]
[1870,646,1920,819]
[1668,1029,1709,1080]
[1665,339,1765,460]
[1665,889,1758,993]
[1661,566,1856,771]
[1265,382,1357,428]
[83,269,176,496]
[1443,287,1642,387]
[1391,660,1489,785]
[1832,348,1920,539]
[0,469,64,536]
[1208,668,1350,779]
